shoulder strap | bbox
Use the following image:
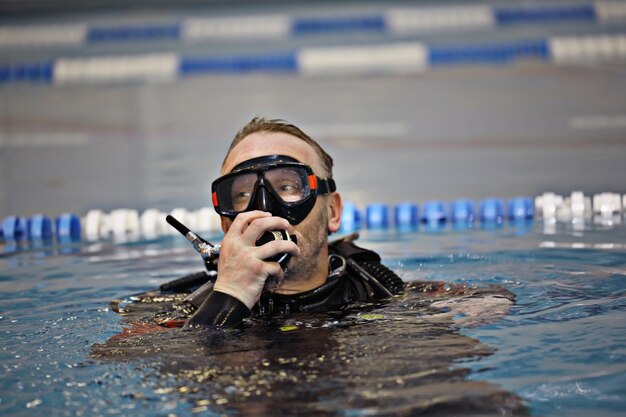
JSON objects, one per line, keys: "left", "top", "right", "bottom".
{"left": 329, "top": 234, "right": 404, "bottom": 295}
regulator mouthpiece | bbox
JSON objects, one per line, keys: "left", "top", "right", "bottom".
{"left": 255, "top": 229, "right": 297, "bottom": 270}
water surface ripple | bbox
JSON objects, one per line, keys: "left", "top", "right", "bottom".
{"left": 1, "top": 224, "right": 624, "bottom": 416}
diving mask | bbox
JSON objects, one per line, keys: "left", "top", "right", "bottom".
{"left": 211, "top": 154, "right": 336, "bottom": 225}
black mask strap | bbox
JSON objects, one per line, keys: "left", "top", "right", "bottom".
{"left": 317, "top": 178, "right": 336, "bottom": 195}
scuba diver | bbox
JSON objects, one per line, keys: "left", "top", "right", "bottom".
{"left": 94, "top": 117, "right": 527, "bottom": 416}
{"left": 170, "top": 117, "right": 405, "bottom": 327}
{"left": 108, "top": 117, "right": 513, "bottom": 333}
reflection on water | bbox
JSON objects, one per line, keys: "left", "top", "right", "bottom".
{"left": 91, "top": 284, "right": 528, "bottom": 416}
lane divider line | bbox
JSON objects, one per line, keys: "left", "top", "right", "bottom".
{"left": 0, "top": 192, "right": 624, "bottom": 244}
{"left": 1, "top": 2, "right": 625, "bottom": 49}
{"left": 2, "top": 33, "right": 625, "bottom": 85}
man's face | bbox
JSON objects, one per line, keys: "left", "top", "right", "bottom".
{"left": 220, "top": 131, "right": 334, "bottom": 285}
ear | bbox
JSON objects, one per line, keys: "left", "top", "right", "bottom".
{"left": 327, "top": 192, "right": 343, "bottom": 234}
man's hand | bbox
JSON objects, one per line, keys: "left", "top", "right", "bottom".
{"left": 213, "top": 211, "right": 300, "bottom": 310}
{"left": 430, "top": 294, "right": 513, "bottom": 327}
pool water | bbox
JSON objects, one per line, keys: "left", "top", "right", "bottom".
{"left": 1, "top": 221, "right": 625, "bottom": 416}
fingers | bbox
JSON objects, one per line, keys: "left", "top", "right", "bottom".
{"left": 229, "top": 210, "right": 272, "bottom": 235}
{"left": 265, "top": 262, "right": 284, "bottom": 279}
{"left": 255, "top": 239, "right": 300, "bottom": 260}
{"left": 215, "top": 211, "right": 296, "bottom": 308}
{"left": 213, "top": 255, "right": 285, "bottom": 309}
{"left": 240, "top": 215, "right": 293, "bottom": 245}
{"left": 228, "top": 211, "right": 294, "bottom": 241}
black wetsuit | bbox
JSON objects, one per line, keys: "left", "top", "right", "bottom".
{"left": 181, "top": 239, "right": 404, "bottom": 327}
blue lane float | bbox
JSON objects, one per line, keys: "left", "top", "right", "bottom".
{"left": 479, "top": 198, "right": 505, "bottom": 222}
{"left": 292, "top": 15, "right": 386, "bottom": 35}
{"left": 87, "top": 24, "right": 181, "bottom": 43}
{"left": 340, "top": 202, "right": 361, "bottom": 232}
{"left": 421, "top": 201, "right": 447, "bottom": 224}
{"left": 1, "top": 216, "right": 29, "bottom": 241}
{"left": 450, "top": 199, "right": 475, "bottom": 223}
{"left": 508, "top": 196, "right": 534, "bottom": 220}
{"left": 428, "top": 39, "right": 549, "bottom": 66}
{"left": 0, "top": 62, "right": 53, "bottom": 84}
{"left": 179, "top": 53, "right": 298, "bottom": 75}
{"left": 366, "top": 204, "right": 389, "bottom": 230}
{"left": 394, "top": 202, "right": 419, "bottom": 230}
{"left": 29, "top": 214, "right": 53, "bottom": 240}
{"left": 55, "top": 213, "right": 81, "bottom": 241}
{"left": 494, "top": 4, "right": 596, "bottom": 25}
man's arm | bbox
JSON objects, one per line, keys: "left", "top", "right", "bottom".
{"left": 428, "top": 285, "right": 515, "bottom": 327}
{"left": 186, "top": 211, "right": 299, "bottom": 327}
{"left": 187, "top": 290, "right": 251, "bottom": 326}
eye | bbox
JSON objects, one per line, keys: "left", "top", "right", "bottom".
{"left": 265, "top": 167, "right": 307, "bottom": 201}
{"left": 276, "top": 180, "right": 305, "bottom": 203}
{"left": 229, "top": 174, "right": 256, "bottom": 209}
{"left": 279, "top": 183, "right": 299, "bottom": 193}
{"left": 233, "top": 190, "right": 251, "bottom": 200}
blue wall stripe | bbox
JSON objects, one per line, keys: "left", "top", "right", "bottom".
{"left": 179, "top": 53, "right": 297, "bottom": 75}
{"left": 428, "top": 40, "right": 549, "bottom": 65}
{"left": 87, "top": 24, "right": 181, "bottom": 43}
{"left": 292, "top": 15, "right": 386, "bottom": 35}
{"left": 0, "top": 62, "right": 53, "bottom": 84}
{"left": 494, "top": 5, "right": 596, "bottom": 25}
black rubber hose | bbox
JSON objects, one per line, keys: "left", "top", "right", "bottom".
{"left": 159, "top": 271, "right": 212, "bottom": 292}
{"left": 357, "top": 261, "right": 404, "bottom": 295}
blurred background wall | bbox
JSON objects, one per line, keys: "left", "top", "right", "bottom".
{"left": 1, "top": 0, "right": 625, "bottom": 218}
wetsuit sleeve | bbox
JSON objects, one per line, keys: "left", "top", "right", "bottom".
{"left": 186, "top": 290, "right": 250, "bottom": 327}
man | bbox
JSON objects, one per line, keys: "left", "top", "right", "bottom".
{"left": 92, "top": 119, "right": 527, "bottom": 416}
{"left": 186, "top": 117, "right": 403, "bottom": 327}
{"left": 94, "top": 118, "right": 524, "bottom": 415}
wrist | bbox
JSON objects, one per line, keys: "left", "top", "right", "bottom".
{"left": 213, "top": 281, "right": 257, "bottom": 310}
{"left": 186, "top": 291, "right": 251, "bottom": 327}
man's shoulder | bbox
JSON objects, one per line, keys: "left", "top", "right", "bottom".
{"left": 328, "top": 234, "right": 404, "bottom": 298}
{"left": 329, "top": 233, "right": 381, "bottom": 262}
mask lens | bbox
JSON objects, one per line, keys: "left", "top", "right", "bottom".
{"left": 215, "top": 172, "right": 257, "bottom": 214}
{"left": 212, "top": 159, "right": 319, "bottom": 222}
{"left": 264, "top": 166, "right": 310, "bottom": 204}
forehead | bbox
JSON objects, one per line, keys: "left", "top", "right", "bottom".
{"left": 222, "top": 131, "right": 323, "bottom": 175}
